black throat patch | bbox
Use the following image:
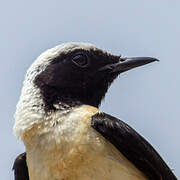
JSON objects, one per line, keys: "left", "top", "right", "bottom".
{"left": 34, "top": 49, "right": 120, "bottom": 112}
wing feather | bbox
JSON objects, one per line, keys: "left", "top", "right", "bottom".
{"left": 13, "top": 152, "right": 29, "bottom": 180}
{"left": 91, "top": 113, "right": 177, "bottom": 180}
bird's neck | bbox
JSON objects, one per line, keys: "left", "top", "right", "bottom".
{"left": 13, "top": 82, "right": 72, "bottom": 140}
{"left": 14, "top": 82, "right": 41, "bottom": 135}
{"left": 13, "top": 81, "right": 90, "bottom": 141}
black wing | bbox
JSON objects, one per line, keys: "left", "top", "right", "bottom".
{"left": 91, "top": 113, "right": 177, "bottom": 180}
{"left": 13, "top": 152, "right": 29, "bottom": 180}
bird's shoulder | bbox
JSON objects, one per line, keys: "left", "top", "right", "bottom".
{"left": 91, "top": 112, "right": 177, "bottom": 180}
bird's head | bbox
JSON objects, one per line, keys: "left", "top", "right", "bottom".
{"left": 14, "top": 42, "right": 158, "bottom": 139}
{"left": 19, "top": 42, "right": 158, "bottom": 113}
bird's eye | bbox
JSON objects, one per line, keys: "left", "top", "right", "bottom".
{"left": 72, "top": 54, "right": 89, "bottom": 67}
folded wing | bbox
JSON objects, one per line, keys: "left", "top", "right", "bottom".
{"left": 91, "top": 113, "right": 177, "bottom": 180}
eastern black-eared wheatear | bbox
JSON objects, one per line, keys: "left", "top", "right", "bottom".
{"left": 13, "top": 42, "right": 177, "bottom": 180}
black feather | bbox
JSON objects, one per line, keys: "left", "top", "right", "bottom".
{"left": 13, "top": 153, "right": 29, "bottom": 180}
{"left": 91, "top": 113, "right": 177, "bottom": 180}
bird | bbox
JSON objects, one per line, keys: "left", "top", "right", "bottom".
{"left": 13, "top": 42, "right": 177, "bottom": 180}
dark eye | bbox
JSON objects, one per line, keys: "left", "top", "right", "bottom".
{"left": 72, "top": 54, "right": 89, "bottom": 67}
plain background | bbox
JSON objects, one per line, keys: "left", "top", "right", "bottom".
{"left": 0, "top": 0, "right": 179, "bottom": 179}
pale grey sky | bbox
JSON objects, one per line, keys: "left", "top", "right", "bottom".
{"left": 0, "top": 0, "right": 180, "bottom": 179}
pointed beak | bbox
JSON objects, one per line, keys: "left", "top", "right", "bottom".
{"left": 100, "top": 57, "right": 159, "bottom": 73}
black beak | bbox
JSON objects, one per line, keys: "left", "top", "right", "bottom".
{"left": 100, "top": 57, "right": 159, "bottom": 73}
